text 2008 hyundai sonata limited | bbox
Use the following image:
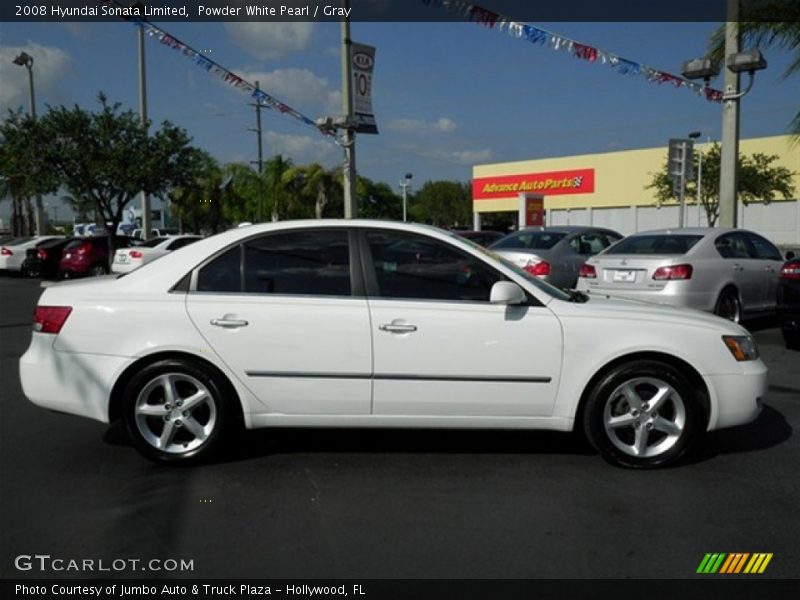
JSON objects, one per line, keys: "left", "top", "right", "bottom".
{"left": 20, "top": 221, "right": 766, "bottom": 468}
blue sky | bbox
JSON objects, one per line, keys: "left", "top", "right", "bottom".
{"left": 1, "top": 17, "right": 798, "bottom": 214}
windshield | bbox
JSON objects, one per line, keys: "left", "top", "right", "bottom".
{"left": 140, "top": 237, "right": 169, "bottom": 248}
{"left": 449, "top": 232, "right": 572, "bottom": 301}
{"left": 491, "top": 231, "right": 567, "bottom": 251}
{"left": 604, "top": 234, "right": 704, "bottom": 255}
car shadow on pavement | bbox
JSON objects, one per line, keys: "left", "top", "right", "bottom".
{"left": 681, "top": 404, "right": 792, "bottom": 466}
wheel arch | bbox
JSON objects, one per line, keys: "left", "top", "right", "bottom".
{"left": 108, "top": 351, "right": 244, "bottom": 427}
{"left": 574, "top": 351, "right": 711, "bottom": 433}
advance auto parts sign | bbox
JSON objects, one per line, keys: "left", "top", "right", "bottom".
{"left": 351, "top": 42, "right": 378, "bottom": 134}
{"left": 473, "top": 169, "right": 595, "bottom": 199}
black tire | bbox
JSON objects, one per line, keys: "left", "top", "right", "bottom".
{"left": 122, "top": 359, "right": 236, "bottom": 465}
{"left": 89, "top": 263, "right": 109, "bottom": 276}
{"left": 714, "top": 287, "right": 741, "bottom": 323}
{"left": 582, "top": 360, "right": 701, "bottom": 468}
{"left": 783, "top": 328, "right": 800, "bottom": 351}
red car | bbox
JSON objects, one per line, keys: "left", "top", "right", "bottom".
{"left": 59, "top": 236, "right": 134, "bottom": 278}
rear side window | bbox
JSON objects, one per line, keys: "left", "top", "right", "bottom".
{"left": 569, "top": 232, "right": 619, "bottom": 255}
{"left": 195, "top": 230, "right": 351, "bottom": 296}
{"left": 243, "top": 230, "right": 351, "bottom": 295}
{"left": 491, "top": 231, "right": 567, "bottom": 251}
{"left": 605, "top": 234, "right": 703, "bottom": 255}
{"left": 747, "top": 233, "right": 783, "bottom": 261}
{"left": 715, "top": 233, "right": 752, "bottom": 259}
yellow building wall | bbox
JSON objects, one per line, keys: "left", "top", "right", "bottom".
{"left": 472, "top": 135, "right": 800, "bottom": 213}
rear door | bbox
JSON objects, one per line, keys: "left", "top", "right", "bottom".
{"left": 185, "top": 228, "right": 373, "bottom": 415}
{"left": 745, "top": 232, "right": 784, "bottom": 310}
{"left": 713, "top": 232, "right": 763, "bottom": 311}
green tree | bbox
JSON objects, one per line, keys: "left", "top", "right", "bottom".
{"left": 709, "top": 3, "right": 800, "bottom": 136}
{"left": 646, "top": 143, "right": 795, "bottom": 226}
{"left": 282, "top": 163, "right": 338, "bottom": 219}
{"left": 357, "top": 177, "right": 402, "bottom": 220}
{"left": 33, "top": 94, "right": 202, "bottom": 262}
{"left": 410, "top": 180, "right": 472, "bottom": 227}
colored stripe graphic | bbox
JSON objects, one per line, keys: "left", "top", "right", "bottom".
{"left": 698, "top": 553, "right": 773, "bottom": 574}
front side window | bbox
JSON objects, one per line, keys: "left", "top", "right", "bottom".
{"left": 366, "top": 230, "right": 502, "bottom": 302}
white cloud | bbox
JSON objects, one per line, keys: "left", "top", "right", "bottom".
{"left": 224, "top": 22, "right": 314, "bottom": 60}
{"left": 0, "top": 43, "right": 71, "bottom": 114}
{"left": 264, "top": 131, "right": 338, "bottom": 165}
{"left": 388, "top": 117, "right": 458, "bottom": 134}
{"left": 447, "top": 149, "right": 493, "bottom": 164}
{"left": 238, "top": 68, "right": 340, "bottom": 116}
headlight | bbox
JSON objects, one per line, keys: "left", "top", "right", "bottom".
{"left": 722, "top": 335, "right": 759, "bottom": 361}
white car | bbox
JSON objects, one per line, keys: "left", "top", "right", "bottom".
{"left": 112, "top": 235, "right": 202, "bottom": 273}
{"left": 0, "top": 236, "right": 63, "bottom": 272}
{"left": 20, "top": 221, "right": 766, "bottom": 468}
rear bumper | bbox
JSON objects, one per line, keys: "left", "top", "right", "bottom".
{"left": 19, "top": 333, "right": 130, "bottom": 424}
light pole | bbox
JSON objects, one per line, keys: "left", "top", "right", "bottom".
{"left": 340, "top": 0, "right": 358, "bottom": 218}
{"left": 688, "top": 131, "right": 702, "bottom": 226}
{"left": 681, "top": 0, "right": 767, "bottom": 229}
{"left": 399, "top": 173, "right": 413, "bottom": 222}
{"left": 12, "top": 51, "right": 46, "bottom": 236}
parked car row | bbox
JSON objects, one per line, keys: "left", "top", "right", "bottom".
{"left": 0, "top": 234, "right": 201, "bottom": 279}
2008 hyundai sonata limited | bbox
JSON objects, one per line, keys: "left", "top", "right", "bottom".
{"left": 20, "top": 220, "right": 766, "bottom": 468}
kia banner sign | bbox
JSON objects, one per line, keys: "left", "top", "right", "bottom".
{"left": 351, "top": 42, "right": 378, "bottom": 134}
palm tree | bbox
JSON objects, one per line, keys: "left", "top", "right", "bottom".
{"left": 708, "top": 3, "right": 800, "bottom": 136}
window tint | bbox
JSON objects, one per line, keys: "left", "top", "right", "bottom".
{"left": 243, "top": 230, "right": 351, "bottom": 295}
{"left": 747, "top": 233, "right": 783, "bottom": 261}
{"left": 197, "top": 245, "right": 241, "bottom": 293}
{"left": 491, "top": 231, "right": 567, "bottom": 251}
{"left": 141, "top": 237, "right": 169, "bottom": 248}
{"left": 366, "top": 231, "right": 502, "bottom": 302}
{"left": 167, "top": 237, "right": 200, "bottom": 251}
{"left": 715, "top": 233, "right": 752, "bottom": 259}
{"left": 569, "top": 233, "right": 614, "bottom": 255}
{"left": 605, "top": 234, "right": 703, "bottom": 255}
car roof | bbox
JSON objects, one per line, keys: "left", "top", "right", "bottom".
{"left": 514, "top": 226, "right": 622, "bottom": 236}
{"left": 628, "top": 227, "right": 740, "bottom": 236}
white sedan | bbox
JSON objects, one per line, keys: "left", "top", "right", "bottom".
{"left": 112, "top": 235, "right": 201, "bottom": 273}
{"left": 20, "top": 221, "right": 766, "bottom": 468}
{"left": 0, "top": 236, "right": 63, "bottom": 272}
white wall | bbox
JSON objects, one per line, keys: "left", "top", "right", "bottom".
{"left": 546, "top": 199, "right": 800, "bottom": 245}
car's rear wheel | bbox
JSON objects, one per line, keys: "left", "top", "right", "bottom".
{"left": 122, "top": 359, "right": 234, "bottom": 464}
{"left": 582, "top": 360, "right": 701, "bottom": 468}
{"left": 89, "top": 263, "right": 109, "bottom": 276}
{"left": 714, "top": 287, "right": 741, "bottom": 322}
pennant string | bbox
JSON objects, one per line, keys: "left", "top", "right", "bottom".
{"left": 424, "top": 1, "right": 724, "bottom": 103}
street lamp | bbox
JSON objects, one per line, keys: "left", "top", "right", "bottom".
{"left": 681, "top": 4, "right": 768, "bottom": 229}
{"left": 399, "top": 173, "right": 413, "bottom": 222}
{"left": 12, "top": 50, "right": 46, "bottom": 236}
{"left": 688, "top": 131, "right": 702, "bottom": 226}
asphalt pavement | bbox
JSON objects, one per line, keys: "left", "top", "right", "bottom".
{"left": 1, "top": 276, "right": 798, "bottom": 579}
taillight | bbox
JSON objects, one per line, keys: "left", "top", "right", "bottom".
{"left": 579, "top": 263, "right": 597, "bottom": 279}
{"left": 76, "top": 242, "right": 92, "bottom": 255}
{"left": 129, "top": 250, "right": 143, "bottom": 259}
{"left": 524, "top": 260, "right": 551, "bottom": 276}
{"left": 37, "top": 248, "right": 48, "bottom": 260}
{"left": 1, "top": 247, "right": 12, "bottom": 256}
{"left": 780, "top": 263, "right": 800, "bottom": 280}
{"left": 653, "top": 264, "right": 693, "bottom": 280}
{"left": 33, "top": 306, "right": 72, "bottom": 334}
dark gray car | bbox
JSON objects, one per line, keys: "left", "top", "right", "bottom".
{"left": 490, "top": 226, "right": 623, "bottom": 289}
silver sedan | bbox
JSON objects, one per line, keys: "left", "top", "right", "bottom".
{"left": 576, "top": 227, "right": 786, "bottom": 322}
{"left": 490, "top": 226, "right": 623, "bottom": 289}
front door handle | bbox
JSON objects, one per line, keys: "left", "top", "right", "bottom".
{"left": 379, "top": 323, "right": 418, "bottom": 334}
{"left": 210, "top": 317, "right": 249, "bottom": 328}
{"left": 733, "top": 263, "right": 743, "bottom": 272}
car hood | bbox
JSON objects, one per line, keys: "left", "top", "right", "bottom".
{"left": 551, "top": 291, "right": 748, "bottom": 335}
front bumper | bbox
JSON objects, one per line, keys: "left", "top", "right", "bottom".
{"left": 705, "top": 360, "right": 768, "bottom": 431}
{"left": 20, "top": 333, "right": 130, "bottom": 423}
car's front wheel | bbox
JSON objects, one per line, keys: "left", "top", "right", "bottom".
{"left": 582, "top": 360, "right": 701, "bottom": 468}
{"left": 122, "top": 359, "right": 234, "bottom": 464}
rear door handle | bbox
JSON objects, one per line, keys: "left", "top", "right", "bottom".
{"left": 733, "top": 263, "right": 743, "bottom": 272}
{"left": 379, "top": 323, "right": 418, "bottom": 334}
{"left": 210, "top": 317, "right": 249, "bottom": 328}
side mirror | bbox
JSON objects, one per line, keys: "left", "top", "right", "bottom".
{"left": 786, "top": 251, "right": 796, "bottom": 261}
{"left": 490, "top": 281, "right": 527, "bottom": 305}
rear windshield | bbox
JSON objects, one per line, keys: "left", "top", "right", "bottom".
{"left": 604, "top": 234, "right": 703, "bottom": 255}
{"left": 491, "top": 231, "right": 567, "bottom": 251}
{"left": 140, "top": 237, "right": 169, "bottom": 248}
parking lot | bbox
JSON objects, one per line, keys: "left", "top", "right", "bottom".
{"left": 1, "top": 275, "right": 798, "bottom": 579}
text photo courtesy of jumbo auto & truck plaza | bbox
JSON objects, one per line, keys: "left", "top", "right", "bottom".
{"left": 472, "top": 134, "right": 800, "bottom": 244}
